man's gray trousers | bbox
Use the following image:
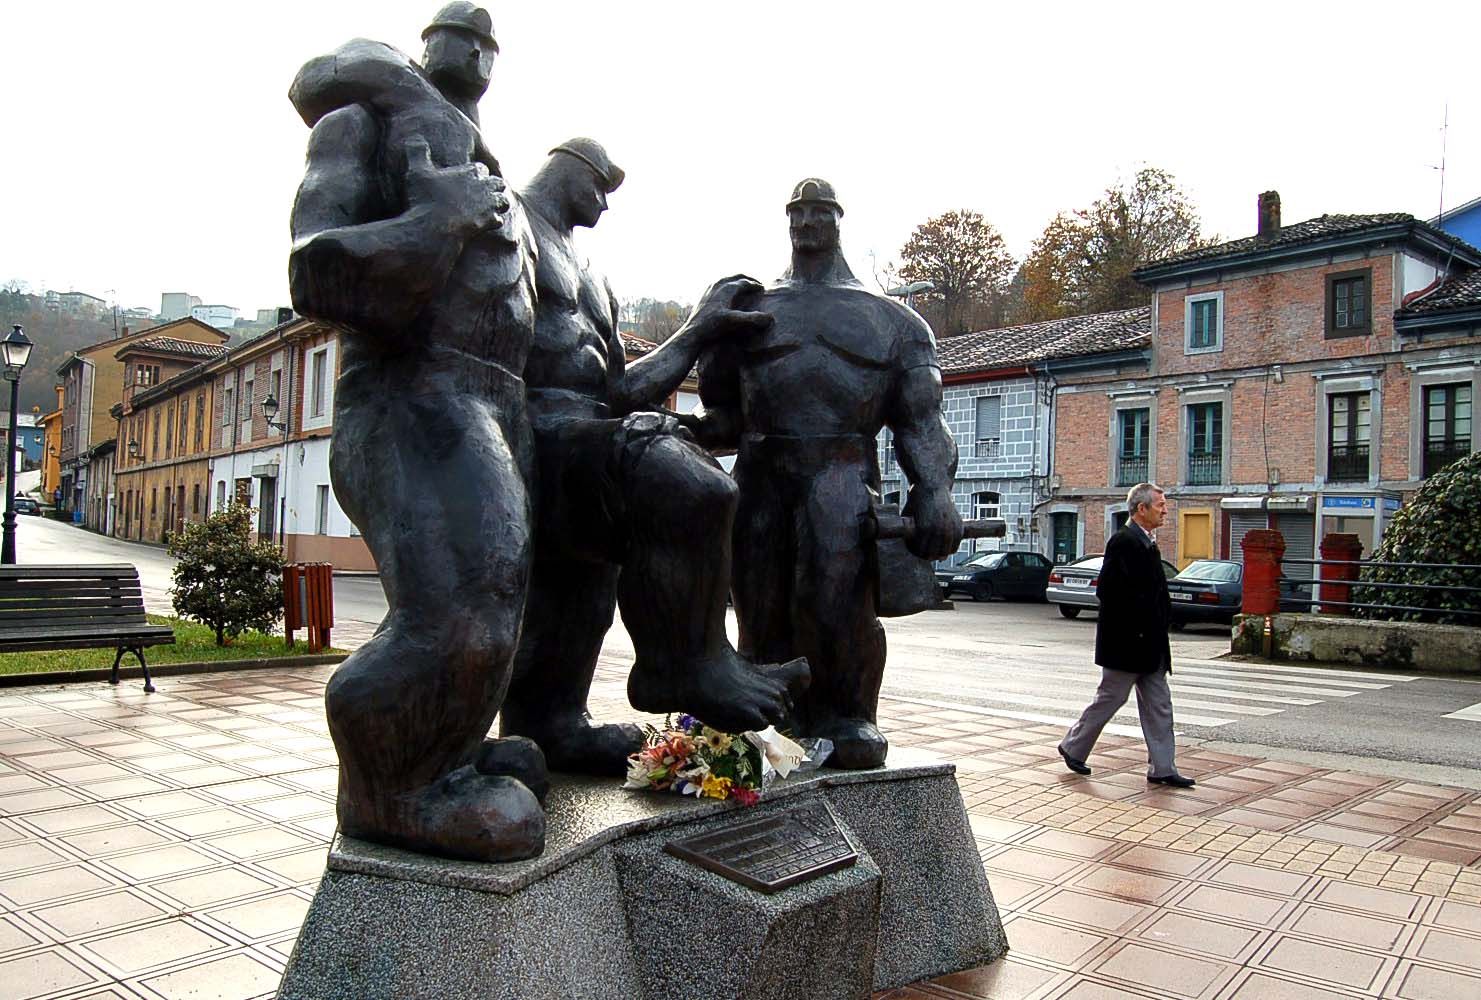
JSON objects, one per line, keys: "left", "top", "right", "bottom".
{"left": 1061, "top": 667, "right": 1177, "bottom": 778}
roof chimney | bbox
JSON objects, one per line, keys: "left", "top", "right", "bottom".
{"left": 1257, "top": 191, "right": 1281, "bottom": 242}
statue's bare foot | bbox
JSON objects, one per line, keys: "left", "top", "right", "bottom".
{"left": 476, "top": 736, "right": 550, "bottom": 802}
{"left": 505, "top": 714, "right": 643, "bottom": 777}
{"left": 338, "top": 767, "right": 545, "bottom": 862}
{"left": 628, "top": 652, "right": 810, "bottom": 733}
{"left": 811, "top": 717, "right": 888, "bottom": 770}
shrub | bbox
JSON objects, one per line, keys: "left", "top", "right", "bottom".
{"left": 1354, "top": 451, "right": 1481, "bottom": 625}
{"left": 167, "top": 503, "right": 285, "bottom": 645}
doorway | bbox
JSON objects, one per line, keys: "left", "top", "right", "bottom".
{"left": 1178, "top": 509, "right": 1213, "bottom": 569}
{"left": 1051, "top": 512, "right": 1077, "bottom": 564}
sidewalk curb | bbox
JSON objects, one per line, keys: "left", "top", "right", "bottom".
{"left": 0, "top": 653, "right": 348, "bottom": 689}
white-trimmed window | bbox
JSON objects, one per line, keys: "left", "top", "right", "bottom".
{"left": 310, "top": 349, "right": 328, "bottom": 417}
{"left": 974, "top": 395, "right": 1001, "bottom": 457}
{"left": 1184, "top": 291, "right": 1224, "bottom": 354}
{"left": 316, "top": 485, "right": 330, "bottom": 535}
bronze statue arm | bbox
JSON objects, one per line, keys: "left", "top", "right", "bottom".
{"left": 289, "top": 107, "right": 509, "bottom": 339}
{"left": 889, "top": 364, "right": 964, "bottom": 560}
{"left": 612, "top": 275, "right": 771, "bottom": 415}
{"left": 677, "top": 403, "right": 743, "bottom": 453}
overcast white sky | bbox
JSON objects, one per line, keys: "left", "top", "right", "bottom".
{"left": 2, "top": 1, "right": 1478, "bottom": 316}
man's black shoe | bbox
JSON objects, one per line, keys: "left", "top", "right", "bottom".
{"left": 1147, "top": 773, "right": 1195, "bottom": 788}
{"left": 1057, "top": 745, "right": 1091, "bottom": 776}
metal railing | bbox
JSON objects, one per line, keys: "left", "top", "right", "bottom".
{"left": 1116, "top": 454, "right": 1147, "bottom": 487}
{"left": 1187, "top": 451, "right": 1221, "bottom": 486}
{"left": 1326, "top": 443, "right": 1369, "bottom": 482}
{"left": 1423, "top": 438, "right": 1471, "bottom": 478}
{"left": 1278, "top": 556, "right": 1481, "bottom": 624}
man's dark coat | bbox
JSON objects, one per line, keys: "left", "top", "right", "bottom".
{"left": 1094, "top": 523, "right": 1172, "bottom": 675}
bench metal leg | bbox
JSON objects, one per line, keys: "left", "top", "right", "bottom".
{"left": 111, "top": 646, "right": 156, "bottom": 693}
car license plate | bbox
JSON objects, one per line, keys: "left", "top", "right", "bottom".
{"left": 1065, "top": 578, "right": 1090, "bottom": 588}
{"left": 1170, "top": 592, "right": 1193, "bottom": 601}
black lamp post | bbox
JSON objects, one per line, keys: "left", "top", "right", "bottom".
{"left": 261, "top": 394, "right": 288, "bottom": 547}
{"left": 2, "top": 324, "right": 35, "bottom": 564}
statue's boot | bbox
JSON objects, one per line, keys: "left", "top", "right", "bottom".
{"left": 811, "top": 716, "right": 889, "bottom": 770}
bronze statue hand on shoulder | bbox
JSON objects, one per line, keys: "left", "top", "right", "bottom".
{"left": 681, "top": 274, "right": 774, "bottom": 344}
{"left": 403, "top": 138, "right": 510, "bottom": 236}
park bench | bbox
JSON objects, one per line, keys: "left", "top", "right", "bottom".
{"left": 0, "top": 564, "right": 173, "bottom": 692}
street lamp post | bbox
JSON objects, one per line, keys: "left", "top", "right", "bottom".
{"left": 2, "top": 325, "right": 36, "bottom": 564}
{"left": 261, "top": 394, "right": 288, "bottom": 548}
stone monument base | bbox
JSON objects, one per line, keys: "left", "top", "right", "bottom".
{"left": 279, "top": 759, "right": 1006, "bottom": 1000}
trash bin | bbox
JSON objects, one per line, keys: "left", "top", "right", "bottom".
{"left": 284, "top": 562, "right": 335, "bottom": 652}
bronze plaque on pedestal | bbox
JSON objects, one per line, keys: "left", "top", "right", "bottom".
{"left": 664, "top": 800, "right": 858, "bottom": 894}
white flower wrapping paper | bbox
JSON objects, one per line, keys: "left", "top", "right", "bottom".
{"left": 745, "top": 727, "right": 832, "bottom": 784}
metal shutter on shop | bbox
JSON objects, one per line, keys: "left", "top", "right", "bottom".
{"left": 1274, "top": 512, "right": 1317, "bottom": 583}
{"left": 1229, "top": 511, "right": 1269, "bottom": 565}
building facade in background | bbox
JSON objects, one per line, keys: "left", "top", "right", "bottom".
{"left": 1054, "top": 193, "right": 1481, "bottom": 574}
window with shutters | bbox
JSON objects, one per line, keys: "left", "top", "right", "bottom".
{"left": 974, "top": 395, "right": 1001, "bottom": 457}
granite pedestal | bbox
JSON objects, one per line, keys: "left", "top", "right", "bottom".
{"left": 278, "top": 760, "right": 1006, "bottom": 999}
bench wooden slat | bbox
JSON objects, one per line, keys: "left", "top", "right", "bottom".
{"left": 0, "top": 566, "right": 142, "bottom": 580}
{"left": 0, "top": 598, "right": 150, "bottom": 613}
{"left": 0, "top": 583, "right": 141, "bottom": 598}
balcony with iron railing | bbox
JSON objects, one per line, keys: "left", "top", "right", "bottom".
{"left": 1424, "top": 438, "right": 1470, "bottom": 478}
{"left": 1327, "top": 443, "right": 1369, "bottom": 482}
{"left": 1115, "top": 453, "right": 1148, "bottom": 487}
{"left": 1187, "top": 450, "right": 1221, "bottom": 486}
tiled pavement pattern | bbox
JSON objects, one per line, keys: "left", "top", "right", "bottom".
{"left": 0, "top": 669, "right": 1472, "bottom": 998}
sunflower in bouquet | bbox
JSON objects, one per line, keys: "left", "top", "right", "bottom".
{"left": 623, "top": 714, "right": 765, "bottom": 804}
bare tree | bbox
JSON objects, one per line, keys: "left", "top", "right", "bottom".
{"left": 898, "top": 210, "right": 1016, "bottom": 336}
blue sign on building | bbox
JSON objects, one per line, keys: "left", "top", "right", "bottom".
{"left": 1322, "top": 495, "right": 1376, "bottom": 510}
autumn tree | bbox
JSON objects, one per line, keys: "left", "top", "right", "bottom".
{"left": 898, "top": 210, "right": 1016, "bottom": 336}
{"left": 1015, "top": 168, "right": 1212, "bottom": 323}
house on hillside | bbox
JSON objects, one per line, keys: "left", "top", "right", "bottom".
{"left": 880, "top": 308, "right": 1151, "bottom": 565}
{"left": 1052, "top": 191, "right": 1481, "bottom": 574}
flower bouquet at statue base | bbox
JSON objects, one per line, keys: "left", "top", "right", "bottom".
{"left": 623, "top": 714, "right": 832, "bottom": 805}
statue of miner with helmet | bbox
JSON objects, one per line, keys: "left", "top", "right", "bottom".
{"left": 287, "top": 0, "right": 545, "bottom": 864}
{"left": 692, "top": 177, "right": 964, "bottom": 770}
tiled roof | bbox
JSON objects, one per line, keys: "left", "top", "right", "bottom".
{"left": 119, "top": 336, "right": 229, "bottom": 360}
{"left": 1136, "top": 214, "right": 1480, "bottom": 277}
{"left": 1396, "top": 268, "right": 1481, "bottom": 316}
{"left": 622, "top": 334, "right": 657, "bottom": 356}
{"left": 936, "top": 307, "right": 1150, "bottom": 375}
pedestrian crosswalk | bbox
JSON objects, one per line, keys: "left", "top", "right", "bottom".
{"left": 1442, "top": 701, "right": 1481, "bottom": 722}
{"left": 886, "top": 656, "right": 1418, "bottom": 736}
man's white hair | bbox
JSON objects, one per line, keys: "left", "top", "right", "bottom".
{"left": 1127, "top": 482, "right": 1164, "bottom": 513}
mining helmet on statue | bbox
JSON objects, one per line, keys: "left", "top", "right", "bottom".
{"left": 422, "top": 2, "right": 499, "bottom": 51}
{"left": 550, "top": 137, "right": 625, "bottom": 193}
{"left": 786, "top": 177, "right": 843, "bottom": 216}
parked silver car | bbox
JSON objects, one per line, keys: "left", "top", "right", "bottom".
{"left": 1045, "top": 554, "right": 1178, "bottom": 619}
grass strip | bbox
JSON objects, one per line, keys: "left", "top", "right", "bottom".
{"left": 0, "top": 615, "right": 346, "bottom": 676}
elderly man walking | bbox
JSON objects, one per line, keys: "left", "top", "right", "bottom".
{"left": 1058, "top": 482, "right": 1194, "bottom": 788}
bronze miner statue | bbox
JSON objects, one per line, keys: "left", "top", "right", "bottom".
{"left": 693, "top": 179, "right": 964, "bottom": 769}
{"left": 500, "top": 139, "right": 808, "bottom": 776}
{"left": 287, "top": 2, "right": 549, "bottom": 862}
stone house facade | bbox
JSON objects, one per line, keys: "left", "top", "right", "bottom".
{"left": 880, "top": 308, "right": 1151, "bottom": 566}
{"left": 1053, "top": 192, "right": 1481, "bottom": 571}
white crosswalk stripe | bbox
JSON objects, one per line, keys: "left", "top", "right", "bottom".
{"left": 1442, "top": 701, "right": 1481, "bottom": 722}
{"left": 886, "top": 655, "right": 1418, "bottom": 733}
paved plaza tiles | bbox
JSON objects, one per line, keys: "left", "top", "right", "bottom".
{"left": 0, "top": 666, "right": 1476, "bottom": 999}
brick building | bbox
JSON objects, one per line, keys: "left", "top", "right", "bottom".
{"left": 207, "top": 318, "right": 373, "bottom": 569}
{"left": 881, "top": 308, "right": 1150, "bottom": 566}
{"left": 1051, "top": 192, "right": 1481, "bottom": 572}
{"left": 55, "top": 318, "right": 227, "bottom": 516}
{"left": 111, "top": 337, "right": 227, "bottom": 543}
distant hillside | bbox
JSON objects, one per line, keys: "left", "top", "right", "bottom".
{"left": 0, "top": 288, "right": 158, "bottom": 416}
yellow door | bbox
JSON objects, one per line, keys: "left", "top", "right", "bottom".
{"left": 1178, "top": 510, "right": 1213, "bottom": 569}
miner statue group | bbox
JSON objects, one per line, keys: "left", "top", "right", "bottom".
{"left": 288, "top": 2, "right": 964, "bottom": 864}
